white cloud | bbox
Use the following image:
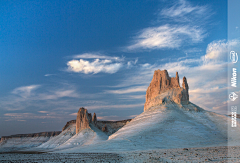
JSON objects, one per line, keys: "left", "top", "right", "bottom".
{"left": 128, "top": 25, "right": 204, "bottom": 50}
{"left": 67, "top": 59, "right": 122, "bottom": 74}
{"left": 12, "top": 85, "right": 41, "bottom": 98}
{"left": 204, "top": 39, "right": 240, "bottom": 61}
{"left": 67, "top": 53, "right": 137, "bottom": 74}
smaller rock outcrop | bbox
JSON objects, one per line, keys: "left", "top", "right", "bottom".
{"left": 74, "top": 107, "right": 131, "bottom": 135}
{"left": 62, "top": 120, "right": 76, "bottom": 131}
{"left": 102, "top": 125, "right": 108, "bottom": 132}
{"left": 76, "top": 107, "right": 92, "bottom": 134}
{"left": 92, "top": 113, "right": 97, "bottom": 126}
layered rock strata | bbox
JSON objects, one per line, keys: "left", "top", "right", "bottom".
{"left": 144, "top": 70, "right": 189, "bottom": 111}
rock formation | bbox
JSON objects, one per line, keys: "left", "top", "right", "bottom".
{"left": 76, "top": 107, "right": 92, "bottom": 134}
{"left": 92, "top": 113, "right": 97, "bottom": 126}
{"left": 75, "top": 107, "right": 131, "bottom": 134}
{"left": 102, "top": 125, "right": 108, "bottom": 132}
{"left": 144, "top": 69, "right": 189, "bottom": 111}
{"left": 62, "top": 120, "right": 76, "bottom": 131}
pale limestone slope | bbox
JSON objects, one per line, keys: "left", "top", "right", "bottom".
{"left": 32, "top": 123, "right": 76, "bottom": 151}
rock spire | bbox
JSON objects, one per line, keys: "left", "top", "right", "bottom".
{"left": 76, "top": 107, "right": 92, "bottom": 134}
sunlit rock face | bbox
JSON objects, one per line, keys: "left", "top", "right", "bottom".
{"left": 76, "top": 107, "right": 92, "bottom": 134}
{"left": 144, "top": 70, "right": 189, "bottom": 111}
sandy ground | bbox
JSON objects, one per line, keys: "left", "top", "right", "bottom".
{"left": 120, "top": 146, "right": 240, "bottom": 163}
{"left": 0, "top": 146, "right": 239, "bottom": 163}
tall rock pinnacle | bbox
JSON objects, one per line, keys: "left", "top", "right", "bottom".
{"left": 144, "top": 70, "right": 189, "bottom": 111}
{"left": 76, "top": 107, "right": 92, "bottom": 134}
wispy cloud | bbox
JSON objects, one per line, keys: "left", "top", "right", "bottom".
{"left": 44, "top": 74, "right": 56, "bottom": 77}
{"left": 38, "top": 111, "right": 48, "bottom": 113}
{"left": 73, "top": 53, "right": 122, "bottom": 61}
{"left": 69, "top": 113, "right": 77, "bottom": 116}
{"left": 160, "top": 0, "right": 210, "bottom": 22}
{"left": 1, "top": 84, "right": 80, "bottom": 111}
{"left": 38, "top": 89, "right": 79, "bottom": 100}
{"left": 105, "top": 86, "right": 147, "bottom": 94}
{"left": 85, "top": 103, "right": 145, "bottom": 110}
{"left": 4, "top": 112, "right": 58, "bottom": 121}
{"left": 127, "top": 58, "right": 138, "bottom": 68}
{"left": 12, "top": 85, "right": 41, "bottom": 98}
{"left": 126, "top": 0, "right": 210, "bottom": 51}
{"left": 127, "top": 25, "right": 205, "bottom": 50}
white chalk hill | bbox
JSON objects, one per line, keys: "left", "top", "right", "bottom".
{"left": 30, "top": 122, "right": 108, "bottom": 152}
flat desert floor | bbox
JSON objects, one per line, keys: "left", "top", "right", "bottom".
{"left": 0, "top": 146, "right": 239, "bottom": 163}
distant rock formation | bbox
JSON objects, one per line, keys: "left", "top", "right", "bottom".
{"left": 76, "top": 107, "right": 92, "bottom": 134}
{"left": 0, "top": 131, "right": 61, "bottom": 142}
{"left": 144, "top": 70, "right": 189, "bottom": 111}
{"left": 62, "top": 120, "right": 76, "bottom": 131}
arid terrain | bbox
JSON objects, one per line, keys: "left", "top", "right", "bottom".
{"left": 1, "top": 70, "right": 240, "bottom": 162}
{"left": 1, "top": 146, "right": 240, "bottom": 163}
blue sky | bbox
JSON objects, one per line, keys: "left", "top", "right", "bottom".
{"left": 0, "top": 0, "right": 238, "bottom": 136}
